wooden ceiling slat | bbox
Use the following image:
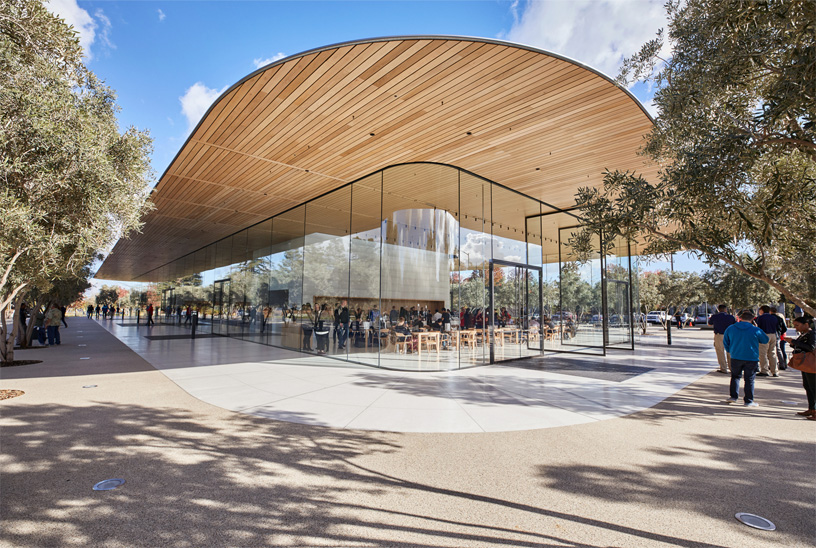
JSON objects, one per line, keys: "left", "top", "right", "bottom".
{"left": 97, "top": 38, "right": 657, "bottom": 281}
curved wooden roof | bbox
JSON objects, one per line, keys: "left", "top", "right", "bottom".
{"left": 97, "top": 36, "right": 657, "bottom": 281}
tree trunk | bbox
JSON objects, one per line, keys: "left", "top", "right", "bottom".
{"left": 0, "top": 307, "right": 18, "bottom": 364}
{"left": 23, "top": 297, "right": 49, "bottom": 349}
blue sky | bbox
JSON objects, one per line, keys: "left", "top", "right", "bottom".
{"left": 44, "top": 0, "right": 704, "bottom": 284}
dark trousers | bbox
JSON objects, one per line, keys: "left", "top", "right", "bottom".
{"left": 803, "top": 371, "right": 816, "bottom": 410}
{"left": 302, "top": 327, "right": 313, "bottom": 350}
{"left": 730, "top": 359, "right": 758, "bottom": 404}
{"left": 337, "top": 323, "right": 348, "bottom": 348}
{"left": 46, "top": 326, "right": 60, "bottom": 346}
{"left": 777, "top": 340, "right": 787, "bottom": 368}
{"left": 147, "top": 313, "right": 154, "bottom": 326}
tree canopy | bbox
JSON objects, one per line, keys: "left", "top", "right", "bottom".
{"left": 0, "top": 0, "right": 154, "bottom": 361}
{"left": 573, "top": 0, "right": 816, "bottom": 316}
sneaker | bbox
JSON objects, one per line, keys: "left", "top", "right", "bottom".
{"left": 716, "top": 370, "right": 729, "bottom": 374}
{"left": 744, "top": 402, "right": 759, "bottom": 407}
{"left": 757, "top": 372, "right": 769, "bottom": 377}
{"left": 772, "top": 373, "right": 779, "bottom": 377}
{"left": 725, "top": 398, "right": 738, "bottom": 404}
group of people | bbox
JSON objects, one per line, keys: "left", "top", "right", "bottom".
{"left": 18, "top": 302, "right": 67, "bottom": 347}
{"left": 86, "top": 304, "right": 132, "bottom": 320}
{"left": 709, "top": 305, "right": 815, "bottom": 418}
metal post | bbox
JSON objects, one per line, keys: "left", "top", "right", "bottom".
{"left": 136, "top": 309, "right": 140, "bottom": 325}
{"left": 191, "top": 312, "right": 198, "bottom": 339}
{"left": 667, "top": 311, "right": 672, "bottom": 345}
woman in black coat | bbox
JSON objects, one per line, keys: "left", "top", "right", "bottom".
{"left": 789, "top": 316, "right": 816, "bottom": 420}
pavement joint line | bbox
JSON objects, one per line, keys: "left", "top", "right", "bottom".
{"left": 340, "top": 387, "right": 391, "bottom": 429}
{"left": 240, "top": 377, "right": 368, "bottom": 413}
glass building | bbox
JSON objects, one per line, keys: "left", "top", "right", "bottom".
{"left": 97, "top": 37, "right": 654, "bottom": 371}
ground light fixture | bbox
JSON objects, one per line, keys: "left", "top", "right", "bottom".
{"left": 93, "top": 479, "right": 125, "bottom": 491}
{"left": 82, "top": 385, "right": 97, "bottom": 388}
{"left": 735, "top": 513, "right": 776, "bottom": 531}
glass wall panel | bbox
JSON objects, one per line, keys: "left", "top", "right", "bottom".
{"left": 228, "top": 231, "right": 249, "bottom": 339}
{"left": 559, "top": 225, "right": 604, "bottom": 353}
{"left": 459, "top": 171, "right": 490, "bottom": 366}
{"left": 304, "top": 187, "right": 351, "bottom": 358}
{"left": 349, "top": 174, "right": 382, "bottom": 366}
{"left": 243, "top": 220, "right": 272, "bottom": 343}
{"left": 490, "top": 184, "right": 543, "bottom": 362}
{"left": 605, "top": 236, "right": 633, "bottom": 347}
{"left": 381, "top": 164, "right": 459, "bottom": 370}
{"left": 212, "top": 236, "right": 234, "bottom": 336}
{"left": 268, "top": 206, "right": 305, "bottom": 351}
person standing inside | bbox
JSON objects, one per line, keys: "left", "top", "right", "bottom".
{"left": 755, "top": 305, "right": 780, "bottom": 377}
{"left": 332, "top": 303, "right": 341, "bottom": 346}
{"left": 708, "top": 305, "right": 736, "bottom": 373}
{"left": 723, "top": 309, "right": 769, "bottom": 407}
{"left": 789, "top": 316, "right": 815, "bottom": 420}
{"left": 389, "top": 306, "right": 399, "bottom": 326}
{"left": 337, "top": 300, "right": 350, "bottom": 350}
{"left": 44, "top": 303, "right": 62, "bottom": 347}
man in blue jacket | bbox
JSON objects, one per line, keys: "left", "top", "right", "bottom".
{"left": 723, "top": 309, "right": 769, "bottom": 407}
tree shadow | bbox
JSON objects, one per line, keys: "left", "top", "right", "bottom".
{"left": 1, "top": 401, "right": 750, "bottom": 548}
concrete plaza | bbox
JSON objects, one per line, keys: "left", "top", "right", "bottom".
{"left": 1, "top": 317, "right": 813, "bottom": 547}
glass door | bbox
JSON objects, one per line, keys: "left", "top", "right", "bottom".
{"left": 489, "top": 260, "right": 542, "bottom": 364}
{"left": 212, "top": 278, "right": 231, "bottom": 336}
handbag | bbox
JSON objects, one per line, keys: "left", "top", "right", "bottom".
{"left": 788, "top": 350, "right": 816, "bottom": 374}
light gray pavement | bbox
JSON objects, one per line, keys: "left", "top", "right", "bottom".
{"left": 89, "top": 318, "right": 722, "bottom": 433}
{"left": 1, "top": 317, "right": 814, "bottom": 547}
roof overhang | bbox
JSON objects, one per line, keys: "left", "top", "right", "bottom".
{"left": 96, "top": 36, "right": 658, "bottom": 281}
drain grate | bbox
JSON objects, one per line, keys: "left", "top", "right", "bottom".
{"left": 735, "top": 513, "right": 775, "bottom": 531}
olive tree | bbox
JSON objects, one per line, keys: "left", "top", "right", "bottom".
{"left": 0, "top": 0, "right": 154, "bottom": 362}
{"left": 574, "top": 0, "right": 816, "bottom": 316}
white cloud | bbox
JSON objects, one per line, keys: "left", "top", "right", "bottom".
{"left": 93, "top": 9, "right": 114, "bottom": 50}
{"left": 641, "top": 98, "right": 659, "bottom": 117}
{"left": 46, "top": 0, "right": 97, "bottom": 57}
{"left": 253, "top": 52, "right": 287, "bottom": 69}
{"left": 157, "top": 9, "right": 166, "bottom": 22}
{"left": 505, "top": 0, "right": 669, "bottom": 83}
{"left": 180, "top": 82, "right": 228, "bottom": 133}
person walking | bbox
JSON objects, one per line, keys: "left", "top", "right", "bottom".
{"left": 723, "top": 309, "right": 769, "bottom": 407}
{"left": 146, "top": 303, "right": 155, "bottom": 327}
{"left": 184, "top": 305, "right": 192, "bottom": 326}
{"left": 789, "top": 316, "right": 816, "bottom": 421}
{"left": 87, "top": 304, "right": 94, "bottom": 319}
{"left": 44, "top": 303, "right": 62, "bottom": 347}
{"left": 708, "top": 305, "right": 736, "bottom": 373}
{"left": 95, "top": 305, "right": 100, "bottom": 319}
{"left": 755, "top": 305, "right": 780, "bottom": 377}
{"left": 60, "top": 305, "right": 68, "bottom": 328}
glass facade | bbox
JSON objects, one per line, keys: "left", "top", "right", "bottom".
{"left": 146, "top": 163, "right": 636, "bottom": 370}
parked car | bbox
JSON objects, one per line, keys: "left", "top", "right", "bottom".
{"left": 696, "top": 313, "right": 712, "bottom": 328}
{"left": 646, "top": 311, "right": 666, "bottom": 324}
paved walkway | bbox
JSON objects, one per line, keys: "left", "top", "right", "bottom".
{"left": 95, "top": 318, "right": 717, "bottom": 432}
{"left": 1, "top": 317, "right": 813, "bottom": 548}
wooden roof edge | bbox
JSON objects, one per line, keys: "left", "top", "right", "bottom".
{"left": 149, "top": 36, "right": 653, "bottom": 200}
